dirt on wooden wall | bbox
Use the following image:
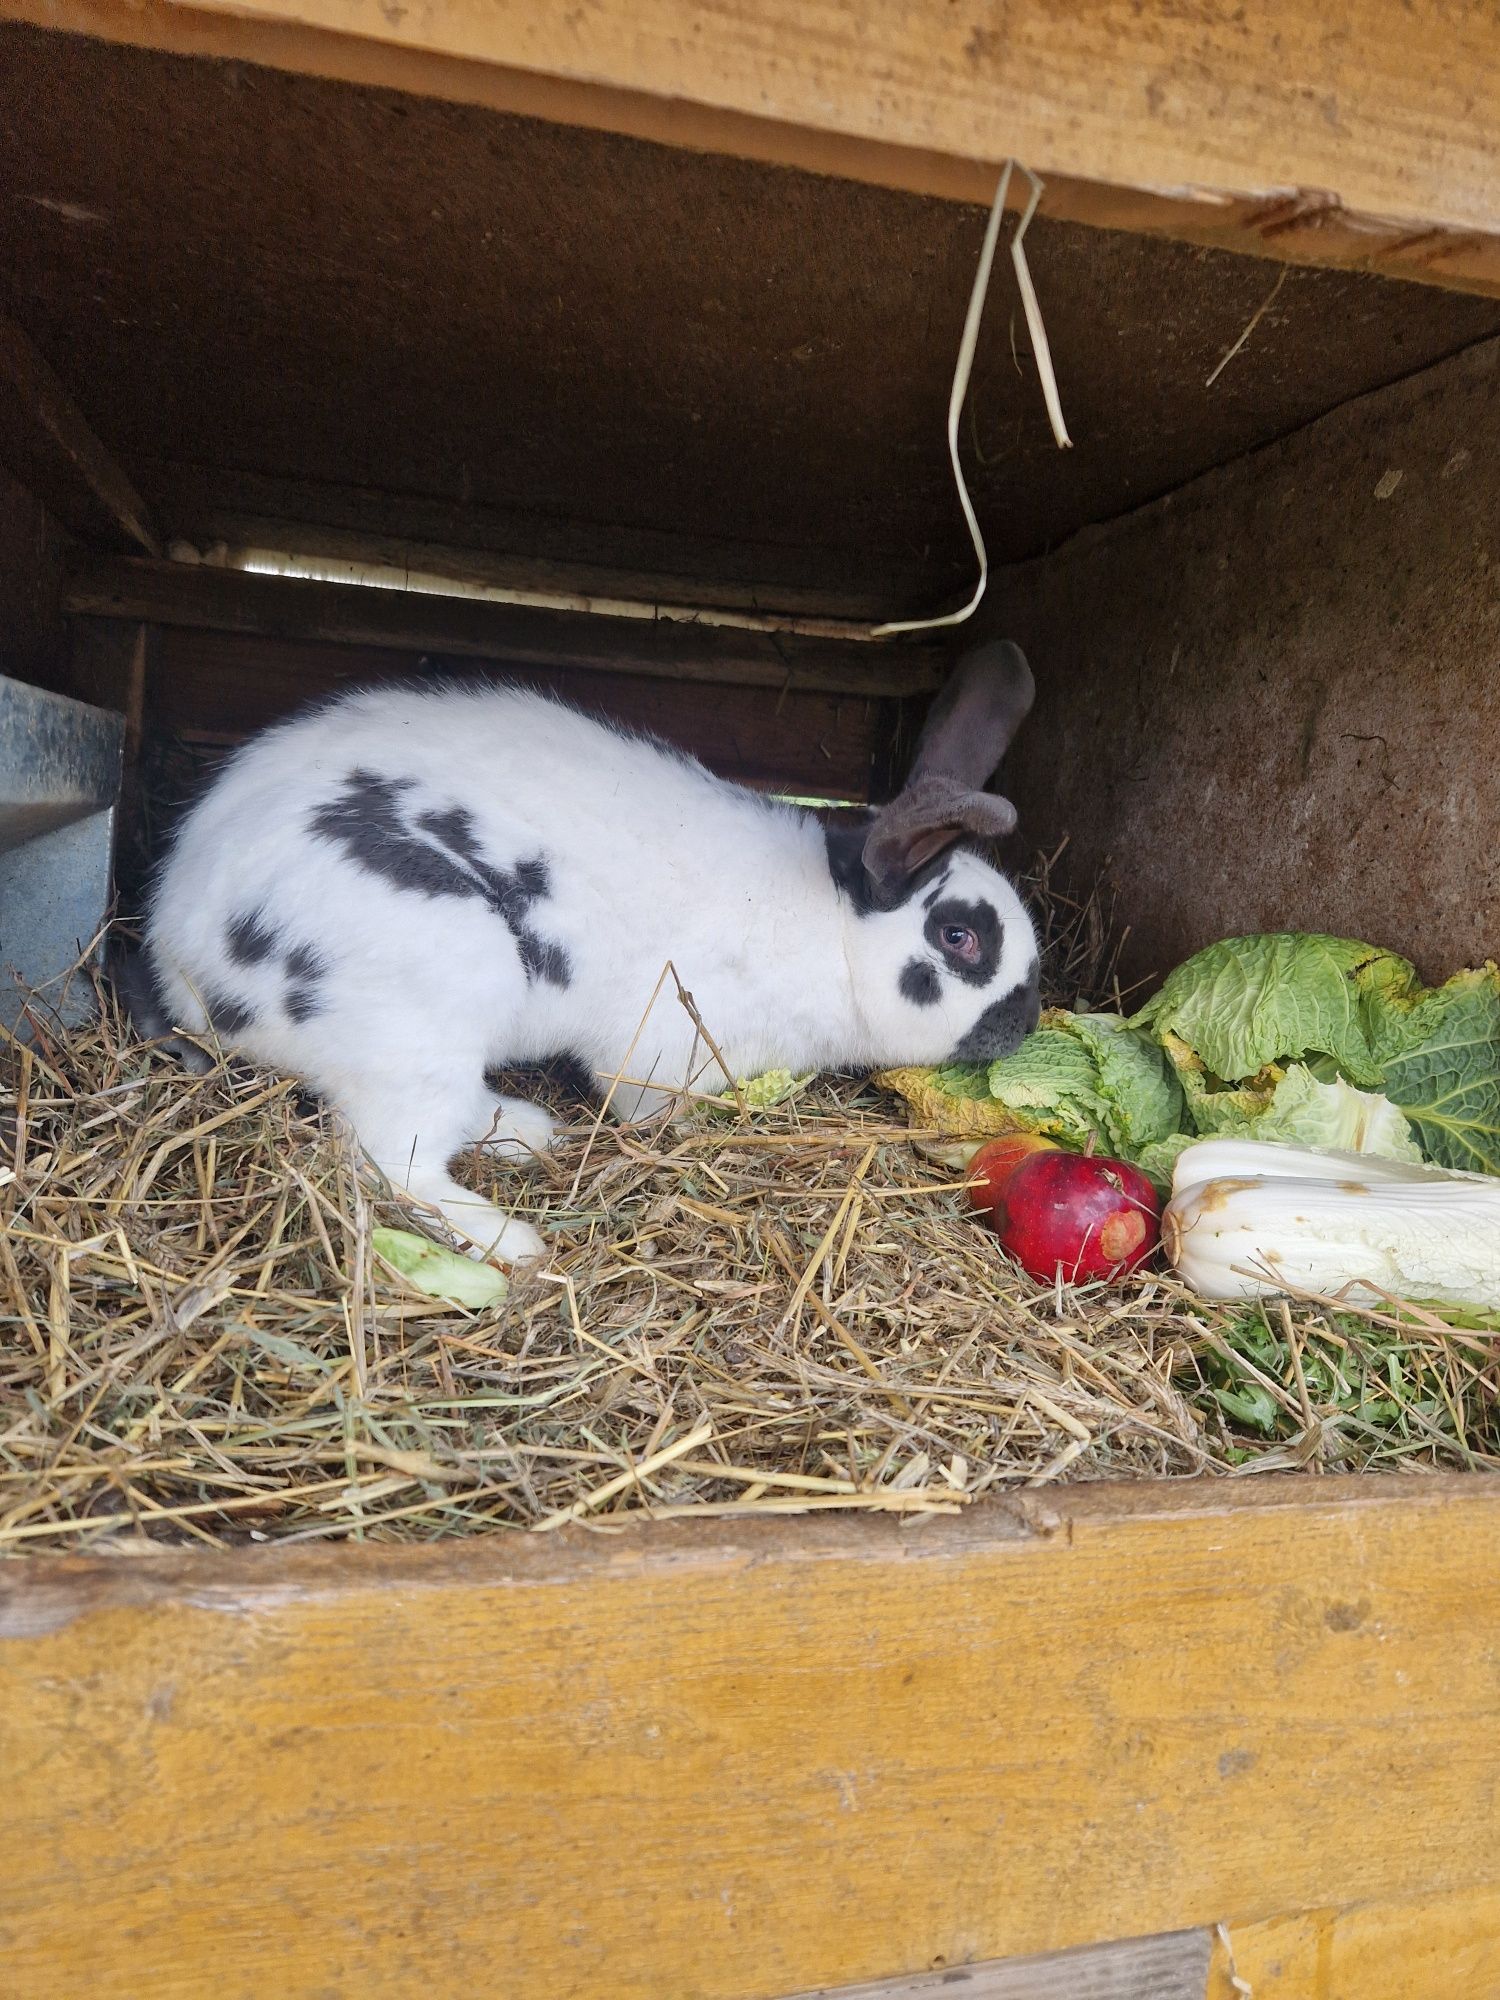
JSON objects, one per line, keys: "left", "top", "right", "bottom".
{"left": 993, "top": 339, "right": 1500, "bottom": 987}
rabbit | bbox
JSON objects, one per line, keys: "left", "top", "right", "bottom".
{"left": 130, "top": 638, "right": 1042, "bottom": 1265}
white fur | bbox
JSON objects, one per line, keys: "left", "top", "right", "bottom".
{"left": 146, "top": 683, "right": 1039, "bottom": 1261}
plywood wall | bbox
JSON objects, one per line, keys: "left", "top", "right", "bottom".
{"left": 995, "top": 337, "right": 1500, "bottom": 986}
{"left": 0, "top": 462, "right": 67, "bottom": 687}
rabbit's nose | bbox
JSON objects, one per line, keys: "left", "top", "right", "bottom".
{"left": 947, "top": 976, "right": 1040, "bottom": 1063}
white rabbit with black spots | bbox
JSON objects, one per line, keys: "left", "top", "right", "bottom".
{"left": 134, "top": 640, "right": 1042, "bottom": 1265}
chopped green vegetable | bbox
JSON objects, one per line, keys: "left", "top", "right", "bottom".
{"left": 1191, "top": 1304, "right": 1475, "bottom": 1452}
{"left": 1159, "top": 1032, "right": 1280, "bottom": 1136}
{"left": 875, "top": 1064, "right": 1021, "bottom": 1140}
{"left": 372, "top": 1227, "right": 511, "bottom": 1308}
{"left": 1247, "top": 1067, "right": 1422, "bottom": 1157}
{"left": 701, "top": 1068, "right": 813, "bottom": 1115}
{"left": 975, "top": 1010, "right": 1183, "bottom": 1157}
{"left": 739, "top": 1068, "right": 809, "bottom": 1109}
{"left": 980, "top": 1021, "right": 1108, "bottom": 1147}
{"left": 929, "top": 1062, "right": 995, "bottom": 1102}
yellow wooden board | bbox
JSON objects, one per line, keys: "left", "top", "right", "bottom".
{"left": 3, "top": 1476, "right": 1499, "bottom": 1999}
{"left": 1210, "top": 1883, "right": 1500, "bottom": 1998}
{"left": 5, "top": 0, "right": 1500, "bottom": 295}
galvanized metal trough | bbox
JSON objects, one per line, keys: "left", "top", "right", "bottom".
{"left": 0, "top": 671, "right": 123, "bottom": 1029}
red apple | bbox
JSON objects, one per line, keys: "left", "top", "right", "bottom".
{"left": 992, "top": 1150, "right": 1160, "bottom": 1283}
{"left": 964, "top": 1132, "right": 1059, "bottom": 1212}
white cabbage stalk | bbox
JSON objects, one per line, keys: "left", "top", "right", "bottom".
{"left": 1170, "top": 1138, "right": 1493, "bottom": 1194}
{"left": 1163, "top": 1139, "right": 1500, "bottom": 1309}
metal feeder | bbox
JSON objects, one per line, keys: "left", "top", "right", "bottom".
{"left": 0, "top": 671, "right": 124, "bottom": 1031}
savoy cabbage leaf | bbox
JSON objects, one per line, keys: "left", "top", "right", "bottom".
{"left": 1362, "top": 964, "right": 1500, "bottom": 1173}
{"left": 1131, "top": 933, "right": 1412, "bottom": 1088}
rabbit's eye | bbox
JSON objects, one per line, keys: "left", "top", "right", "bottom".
{"left": 941, "top": 925, "right": 981, "bottom": 965}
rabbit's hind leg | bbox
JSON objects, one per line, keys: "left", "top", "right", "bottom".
{"left": 337, "top": 1066, "right": 546, "bottom": 1264}
{"left": 475, "top": 1092, "right": 558, "bottom": 1160}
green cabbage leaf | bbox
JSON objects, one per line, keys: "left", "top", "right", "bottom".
{"left": 880, "top": 934, "right": 1500, "bottom": 1184}
{"left": 1131, "top": 933, "right": 1411, "bottom": 1087}
{"left": 1361, "top": 964, "right": 1500, "bottom": 1172}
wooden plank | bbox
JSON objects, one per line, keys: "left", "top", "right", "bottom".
{"left": 2, "top": 1477, "right": 1499, "bottom": 2000}
{"left": 67, "top": 617, "right": 148, "bottom": 744}
{"left": 65, "top": 618, "right": 151, "bottom": 887}
{"left": 65, "top": 554, "right": 942, "bottom": 699}
{"left": 1208, "top": 1884, "right": 1500, "bottom": 1997}
{"left": 0, "top": 307, "right": 160, "bottom": 556}
{"left": 147, "top": 625, "right": 893, "bottom": 797}
{"left": 151, "top": 473, "right": 934, "bottom": 625}
{"left": 0, "top": 460, "right": 70, "bottom": 689}
{"left": 5, "top": 0, "right": 1500, "bottom": 297}
{"left": 993, "top": 332, "right": 1500, "bottom": 987}
{"left": 789, "top": 1928, "right": 1212, "bottom": 1998}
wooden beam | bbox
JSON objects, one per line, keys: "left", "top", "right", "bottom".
{"left": 2, "top": 1477, "right": 1499, "bottom": 1999}
{"left": 150, "top": 483, "right": 931, "bottom": 624}
{"left": 5, "top": 0, "right": 1500, "bottom": 298}
{"left": 0, "top": 307, "right": 160, "bottom": 555}
{"left": 146, "top": 625, "right": 898, "bottom": 798}
{"left": 63, "top": 553, "right": 944, "bottom": 698}
{"left": 1209, "top": 1883, "right": 1500, "bottom": 1998}
{"left": 65, "top": 617, "right": 152, "bottom": 888}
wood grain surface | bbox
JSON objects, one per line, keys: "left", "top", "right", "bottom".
{"left": 6, "top": 0, "right": 1500, "bottom": 295}
{"left": 788, "top": 1926, "right": 1212, "bottom": 1998}
{"left": 2, "top": 1476, "right": 1498, "bottom": 1999}
{"left": 1209, "top": 1884, "right": 1500, "bottom": 1999}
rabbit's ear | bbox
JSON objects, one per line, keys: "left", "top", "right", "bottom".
{"left": 861, "top": 776, "right": 1017, "bottom": 903}
{"left": 909, "top": 639, "right": 1034, "bottom": 790}
{"left": 859, "top": 641, "right": 1032, "bottom": 902}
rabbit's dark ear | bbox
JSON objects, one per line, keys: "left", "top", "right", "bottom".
{"left": 859, "top": 641, "right": 1032, "bottom": 903}
{"left": 861, "top": 776, "right": 1017, "bottom": 904}
{"left": 909, "top": 640, "right": 1034, "bottom": 789}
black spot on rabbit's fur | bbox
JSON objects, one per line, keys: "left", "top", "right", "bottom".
{"left": 486, "top": 1052, "right": 602, "bottom": 1109}
{"left": 519, "top": 937, "right": 572, "bottom": 987}
{"left": 311, "top": 771, "right": 569, "bottom": 988}
{"left": 203, "top": 987, "right": 254, "bottom": 1036}
{"left": 312, "top": 770, "right": 477, "bottom": 901}
{"left": 948, "top": 981, "right": 1041, "bottom": 1063}
{"left": 925, "top": 896, "right": 1001, "bottom": 987}
{"left": 226, "top": 909, "right": 281, "bottom": 966}
{"left": 822, "top": 817, "right": 881, "bottom": 915}
{"left": 899, "top": 958, "right": 942, "bottom": 1006}
{"left": 276, "top": 943, "right": 328, "bottom": 1023}
{"left": 285, "top": 942, "right": 326, "bottom": 983}
{"left": 414, "top": 803, "right": 469, "bottom": 845}
{"left": 416, "top": 810, "right": 571, "bottom": 989}
{"left": 285, "top": 983, "right": 323, "bottom": 1024}
{"left": 415, "top": 807, "right": 547, "bottom": 918}
{"left": 514, "top": 856, "right": 550, "bottom": 901}
{"left": 548, "top": 1052, "right": 602, "bottom": 1104}
{"left": 824, "top": 818, "right": 953, "bottom": 916}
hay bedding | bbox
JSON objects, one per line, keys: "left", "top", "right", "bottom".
{"left": 2, "top": 859, "right": 1496, "bottom": 1554}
